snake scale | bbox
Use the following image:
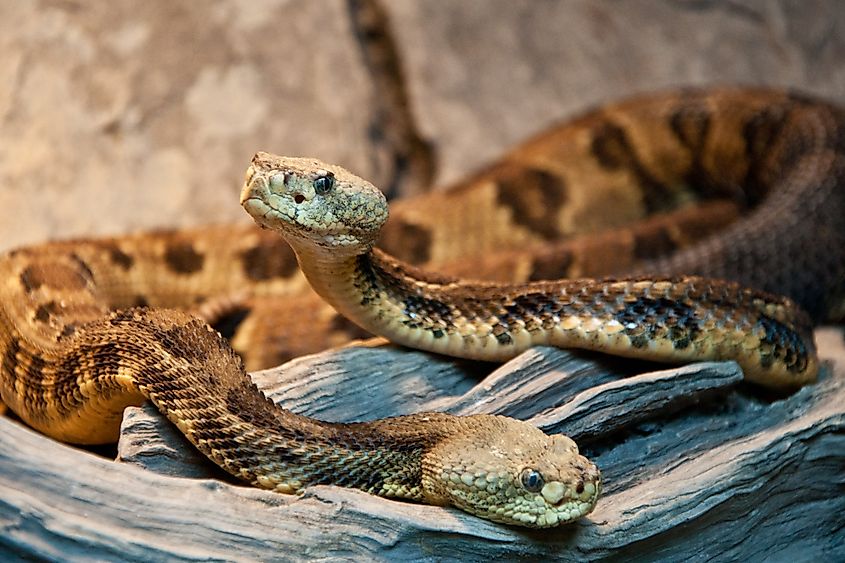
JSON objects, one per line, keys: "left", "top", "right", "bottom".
{"left": 1, "top": 88, "right": 844, "bottom": 528}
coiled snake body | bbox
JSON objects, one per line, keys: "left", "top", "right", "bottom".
{"left": 1, "top": 88, "right": 844, "bottom": 528}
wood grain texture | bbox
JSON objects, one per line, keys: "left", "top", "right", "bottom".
{"left": 2, "top": 330, "right": 844, "bottom": 561}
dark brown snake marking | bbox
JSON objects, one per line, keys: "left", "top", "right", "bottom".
{"left": 347, "top": 0, "right": 436, "bottom": 199}
{"left": 1, "top": 87, "right": 844, "bottom": 528}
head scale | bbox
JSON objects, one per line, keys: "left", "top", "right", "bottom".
{"left": 241, "top": 153, "right": 389, "bottom": 254}
{"left": 422, "top": 415, "right": 601, "bottom": 528}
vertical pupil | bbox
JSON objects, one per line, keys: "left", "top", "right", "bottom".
{"left": 314, "top": 175, "right": 334, "bottom": 194}
{"left": 522, "top": 469, "right": 542, "bottom": 491}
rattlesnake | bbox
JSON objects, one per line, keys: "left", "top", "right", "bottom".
{"left": 1, "top": 88, "right": 843, "bottom": 528}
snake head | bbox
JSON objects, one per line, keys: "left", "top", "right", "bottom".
{"left": 241, "top": 152, "right": 388, "bottom": 255}
{"left": 423, "top": 415, "right": 601, "bottom": 528}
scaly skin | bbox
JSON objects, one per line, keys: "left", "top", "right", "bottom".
{"left": 0, "top": 180, "right": 601, "bottom": 531}
{"left": 6, "top": 87, "right": 845, "bottom": 530}
{"left": 241, "top": 154, "right": 818, "bottom": 389}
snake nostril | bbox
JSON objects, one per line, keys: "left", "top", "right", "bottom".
{"left": 294, "top": 194, "right": 305, "bottom": 204}
{"left": 575, "top": 481, "right": 584, "bottom": 494}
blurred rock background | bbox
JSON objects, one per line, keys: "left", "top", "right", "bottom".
{"left": 1, "top": 0, "right": 843, "bottom": 252}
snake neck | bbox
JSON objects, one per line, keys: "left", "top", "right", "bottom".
{"left": 291, "top": 243, "right": 460, "bottom": 343}
{"left": 290, "top": 241, "right": 818, "bottom": 388}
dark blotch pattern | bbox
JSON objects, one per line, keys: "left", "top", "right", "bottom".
{"left": 669, "top": 103, "right": 712, "bottom": 155}
{"left": 755, "top": 314, "right": 810, "bottom": 373}
{"left": 590, "top": 121, "right": 674, "bottom": 213}
{"left": 355, "top": 254, "right": 460, "bottom": 339}
{"left": 212, "top": 306, "right": 252, "bottom": 341}
{"left": 401, "top": 293, "right": 453, "bottom": 333}
{"left": 615, "top": 296, "right": 701, "bottom": 350}
{"left": 2, "top": 338, "right": 21, "bottom": 387}
{"left": 25, "top": 354, "right": 46, "bottom": 383}
{"left": 355, "top": 254, "right": 384, "bottom": 306}
{"left": 20, "top": 262, "right": 90, "bottom": 293}
{"left": 493, "top": 164, "right": 568, "bottom": 240}
{"left": 741, "top": 104, "right": 793, "bottom": 206}
{"left": 108, "top": 245, "right": 134, "bottom": 270}
{"left": 528, "top": 248, "right": 575, "bottom": 281}
{"left": 20, "top": 266, "right": 41, "bottom": 292}
{"left": 377, "top": 220, "right": 432, "bottom": 265}
{"left": 473, "top": 291, "right": 572, "bottom": 347}
{"left": 668, "top": 103, "right": 723, "bottom": 199}
{"left": 164, "top": 242, "right": 205, "bottom": 274}
{"left": 34, "top": 301, "right": 63, "bottom": 324}
{"left": 240, "top": 239, "right": 298, "bottom": 281}
{"left": 109, "top": 309, "right": 139, "bottom": 326}
{"left": 499, "top": 292, "right": 565, "bottom": 336}
{"left": 69, "top": 254, "right": 95, "bottom": 284}
{"left": 492, "top": 325, "right": 512, "bottom": 345}
{"left": 59, "top": 324, "right": 77, "bottom": 340}
{"left": 503, "top": 293, "right": 559, "bottom": 325}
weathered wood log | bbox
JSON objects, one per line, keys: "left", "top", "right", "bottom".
{"left": 2, "top": 330, "right": 844, "bottom": 560}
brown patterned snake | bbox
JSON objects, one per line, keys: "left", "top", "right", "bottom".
{"left": 2, "top": 88, "right": 844, "bottom": 528}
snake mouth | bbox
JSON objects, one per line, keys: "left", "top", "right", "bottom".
{"left": 543, "top": 477, "right": 601, "bottom": 507}
{"left": 241, "top": 174, "right": 312, "bottom": 235}
{"left": 521, "top": 471, "right": 600, "bottom": 527}
{"left": 521, "top": 485, "right": 599, "bottom": 528}
{"left": 244, "top": 165, "right": 256, "bottom": 186}
{"left": 448, "top": 475, "right": 601, "bottom": 528}
{"left": 241, "top": 193, "right": 293, "bottom": 230}
{"left": 241, "top": 174, "right": 379, "bottom": 253}
{"left": 241, "top": 188, "right": 362, "bottom": 253}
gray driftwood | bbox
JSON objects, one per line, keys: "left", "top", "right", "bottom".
{"left": 2, "top": 330, "right": 845, "bottom": 561}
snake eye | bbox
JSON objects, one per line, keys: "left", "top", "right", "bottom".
{"left": 313, "top": 172, "right": 334, "bottom": 195}
{"left": 520, "top": 468, "right": 544, "bottom": 493}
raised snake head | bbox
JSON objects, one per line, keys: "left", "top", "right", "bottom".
{"left": 241, "top": 153, "right": 389, "bottom": 256}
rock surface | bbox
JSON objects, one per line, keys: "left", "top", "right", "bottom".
{"left": 0, "top": 0, "right": 379, "bottom": 250}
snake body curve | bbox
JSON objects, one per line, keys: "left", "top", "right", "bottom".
{"left": 2, "top": 88, "right": 844, "bottom": 528}
{"left": 241, "top": 155, "right": 817, "bottom": 388}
